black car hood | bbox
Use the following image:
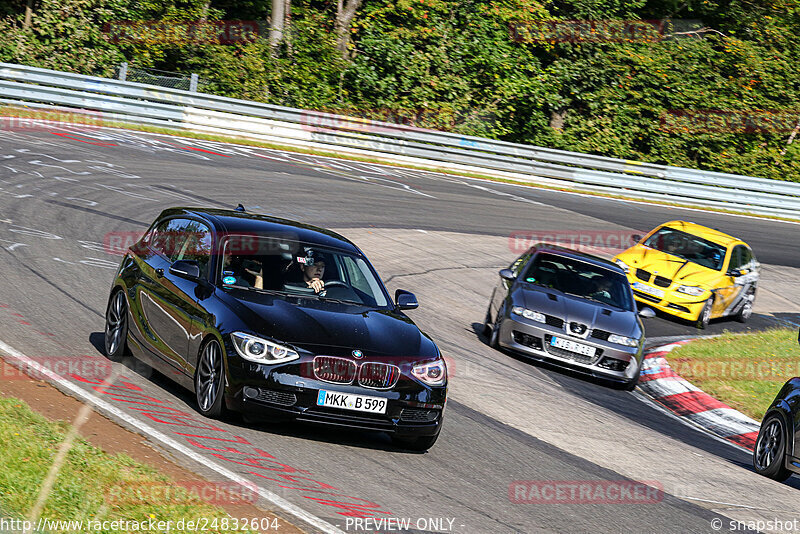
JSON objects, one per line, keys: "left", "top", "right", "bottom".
{"left": 518, "top": 288, "right": 638, "bottom": 338}
{"left": 220, "top": 290, "right": 437, "bottom": 358}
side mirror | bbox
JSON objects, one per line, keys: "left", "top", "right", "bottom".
{"left": 169, "top": 260, "right": 201, "bottom": 280}
{"left": 499, "top": 268, "right": 516, "bottom": 281}
{"left": 395, "top": 289, "right": 419, "bottom": 310}
{"left": 631, "top": 234, "right": 643, "bottom": 243}
{"left": 638, "top": 307, "right": 656, "bottom": 318}
{"left": 727, "top": 268, "right": 745, "bottom": 277}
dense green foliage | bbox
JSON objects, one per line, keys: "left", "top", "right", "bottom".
{"left": 2, "top": 0, "right": 800, "bottom": 179}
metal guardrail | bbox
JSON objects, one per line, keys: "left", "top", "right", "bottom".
{"left": 2, "top": 62, "right": 799, "bottom": 219}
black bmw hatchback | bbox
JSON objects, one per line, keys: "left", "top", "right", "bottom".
{"left": 104, "top": 206, "right": 447, "bottom": 450}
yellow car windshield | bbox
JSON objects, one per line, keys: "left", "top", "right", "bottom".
{"left": 643, "top": 228, "right": 726, "bottom": 270}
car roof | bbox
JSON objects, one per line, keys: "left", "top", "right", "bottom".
{"left": 157, "top": 207, "right": 362, "bottom": 254}
{"left": 530, "top": 244, "right": 626, "bottom": 274}
{"left": 658, "top": 220, "right": 742, "bottom": 247}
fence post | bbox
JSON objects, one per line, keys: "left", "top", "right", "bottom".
{"left": 118, "top": 62, "right": 128, "bottom": 82}
{"left": 189, "top": 73, "right": 198, "bottom": 92}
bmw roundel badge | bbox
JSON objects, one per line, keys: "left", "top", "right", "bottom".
{"left": 352, "top": 350, "right": 364, "bottom": 359}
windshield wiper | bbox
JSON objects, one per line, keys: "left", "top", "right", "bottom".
{"left": 318, "top": 295, "right": 363, "bottom": 305}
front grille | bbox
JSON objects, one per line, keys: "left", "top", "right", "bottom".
{"left": 543, "top": 334, "right": 603, "bottom": 364}
{"left": 399, "top": 408, "right": 439, "bottom": 423}
{"left": 653, "top": 276, "right": 672, "bottom": 288}
{"left": 633, "top": 290, "right": 661, "bottom": 303}
{"left": 513, "top": 331, "right": 543, "bottom": 350}
{"left": 358, "top": 362, "right": 400, "bottom": 389}
{"left": 313, "top": 356, "right": 357, "bottom": 384}
{"left": 590, "top": 329, "right": 611, "bottom": 341}
{"left": 545, "top": 315, "right": 564, "bottom": 328}
{"left": 255, "top": 388, "right": 297, "bottom": 406}
{"left": 635, "top": 269, "right": 651, "bottom": 282}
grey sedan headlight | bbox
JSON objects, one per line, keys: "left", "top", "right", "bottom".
{"left": 607, "top": 334, "right": 639, "bottom": 347}
{"left": 231, "top": 332, "right": 299, "bottom": 364}
{"left": 676, "top": 285, "right": 706, "bottom": 296}
{"left": 512, "top": 306, "right": 546, "bottom": 323}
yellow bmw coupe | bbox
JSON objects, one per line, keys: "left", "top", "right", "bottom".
{"left": 613, "top": 221, "right": 759, "bottom": 329}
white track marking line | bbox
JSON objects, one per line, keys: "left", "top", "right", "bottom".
{"left": 0, "top": 339, "right": 346, "bottom": 534}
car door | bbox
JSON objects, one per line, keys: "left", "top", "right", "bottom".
{"left": 716, "top": 245, "right": 748, "bottom": 315}
{"left": 137, "top": 217, "right": 213, "bottom": 376}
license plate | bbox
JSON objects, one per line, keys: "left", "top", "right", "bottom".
{"left": 550, "top": 336, "right": 596, "bottom": 357}
{"left": 632, "top": 281, "right": 665, "bottom": 298}
{"left": 316, "top": 390, "right": 387, "bottom": 414}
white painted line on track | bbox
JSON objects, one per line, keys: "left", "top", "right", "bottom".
{"left": 0, "top": 338, "right": 346, "bottom": 534}
{"left": 18, "top": 118, "right": 797, "bottom": 225}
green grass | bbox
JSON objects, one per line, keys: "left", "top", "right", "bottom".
{"left": 667, "top": 328, "right": 800, "bottom": 420}
{"left": 0, "top": 397, "right": 256, "bottom": 533}
{"left": 3, "top": 105, "right": 797, "bottom": 223}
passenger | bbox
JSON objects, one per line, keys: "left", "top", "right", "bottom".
{"left": 222, "top": 254, "right": 263, "bottom": 289}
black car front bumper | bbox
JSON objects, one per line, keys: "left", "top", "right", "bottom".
{"left": 224, "top": 356, "right": 446, "bottom": 438}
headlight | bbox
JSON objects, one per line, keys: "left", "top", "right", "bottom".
{"left": 614, "top": 259, "right": 630, "bottom": 273}
{"left": 231, "top": 332, "right": 299, "bottom": 364}
{"left": 676, "top": 285, "right": 706, "bottom": 296}
{"left": 607, "top": 334, "right": 639, "bottom": 347}
{"left": 412, "top": 359, "right": 447, "bottom": 386}
{"left": 512, "top": 306, "right": 546, "bottom": 323}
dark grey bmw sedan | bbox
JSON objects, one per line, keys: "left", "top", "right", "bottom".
{"left": 484, "top": 244, "right": 654, "bottom": 389}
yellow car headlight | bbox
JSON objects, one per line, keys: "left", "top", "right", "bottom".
{"left": 676, "top": 285, "right": 706, "bottom": 297}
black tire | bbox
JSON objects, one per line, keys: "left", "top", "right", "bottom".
{"left": 391, "top": 432, "right": 440, "bottom": 452}
{"left": 489, "top": 307, "right": 503, "bottom": 349}
{"left": 104, "top": 290, "right": 129, "bottom": 362}
{"left": 695, "top": 298, "right": 713, "bottom": 330}
{"left": 753, "top": 414, "right": 792, "bottom": 481}
{"left": 482, "top": 304, "right": 493, "bottom": 337}
{"left": 195, "top": 339, "right": 227, "bottom": 419}
{"left": 621, "top": 375, "right": 639, "bottom": 391}
{"left": 735, "top": 289, "right": 755, "bottom": 323}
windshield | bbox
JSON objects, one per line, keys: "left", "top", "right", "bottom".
{"left": 524, "top": 253, "right": 633, "bottom": 311}
{"left": 643, "top": 227, "right": 727, "bottom": 270}
{"left": 219, "top": 236, "right": 389, "bottom": 307}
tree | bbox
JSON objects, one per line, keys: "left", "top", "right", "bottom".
{"left": 335, "top": 0, "right": 362, "bottom": 58}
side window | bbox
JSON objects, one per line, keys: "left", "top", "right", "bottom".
{"left": 171, "top": 219, "right": 213, "bottom": 278}
{"left": 149, "top": 219, "right": 174, "bottom": 258}
{"left": 342, "top": 256, "right": 372, "bottom": 295}
{"left": 740, "top": 246, "right": 754, "bottom": 270}
{"left": 728, "top": 245, "right": 746, "bottom": 271}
